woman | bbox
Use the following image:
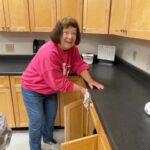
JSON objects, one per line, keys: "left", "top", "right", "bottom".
{"left": 21, "top": 17, "right": 104, "bottom": 150}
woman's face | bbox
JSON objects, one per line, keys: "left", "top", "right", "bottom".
{"left": 59, "top": 26, "right": 77, "bottom": 50}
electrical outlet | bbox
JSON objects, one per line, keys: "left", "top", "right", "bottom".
{"left": 147, "top": 61, "right": 150, "bottom": 71}
{"left": 147, "top": 54, "right": 150, "bottom": 71}
{"left": 132, "top": 51, "right": 137, "bottom": 61}
{"left": 5, "top": 43, "right": 15, "bottom": 52}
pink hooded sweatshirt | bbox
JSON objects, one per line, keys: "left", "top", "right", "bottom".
{"left": 21, "top": 40, "right": 89, "bottom": 94}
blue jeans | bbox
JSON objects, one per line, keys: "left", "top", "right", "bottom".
{"left": 21, "top": 87, "right": 57, "bottom": 150}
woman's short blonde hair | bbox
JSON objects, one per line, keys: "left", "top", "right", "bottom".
{"left": 50, "top": 17, "right": 80, "bottom": 45}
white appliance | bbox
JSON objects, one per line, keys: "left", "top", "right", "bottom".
{"left": 97, "top": 45, "right": 116, "bottom": 61}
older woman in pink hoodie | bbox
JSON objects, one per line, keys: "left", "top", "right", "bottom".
{"left": 21, "top": 17, "right": 104, "bottom": 150}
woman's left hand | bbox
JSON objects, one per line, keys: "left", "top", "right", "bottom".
{"left": 88, "top": 80, "right": 104, "bottom": 90}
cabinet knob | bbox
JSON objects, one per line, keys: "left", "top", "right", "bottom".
{"left": 1, "top": 27, "right": 6, "bottom": 31}
{"left": 1, "top": 27, "right": 5, "bottom": 29}
{"left": 83, "top": 27, "right": 86, "bottom": 32}
{"left": 120, "top": 29, "right": 127, "bottom": 34}
{"left": 120, "top": 29, "right": 123, "bottom": 32}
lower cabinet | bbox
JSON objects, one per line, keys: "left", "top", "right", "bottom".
{"left": 62, "top": 100, "right": 112, "bottom": 150}
{"left": 10, "top": 76, "right": 61, "bottom": 127}
{"left": 0, "top": 76, "right": 15, "bottom": 127}
{"left": 58, "top": 76, "right": 86, "bottom": 127}
{"left": 0, "top": 75, "right": 84, "bottom": 128}
{"left": 10, "top": 76, "right": 28, "bottom": 127}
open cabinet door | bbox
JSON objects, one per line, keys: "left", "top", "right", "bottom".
{"left": 61, "top": 134, "right": 98, "bottom": 150}
{"left": 64, "top": 99, "right": 84, "bottom": 141}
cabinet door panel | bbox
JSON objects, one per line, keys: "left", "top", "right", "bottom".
{"left": 109, "top": 0, "right": 129, "bottom": 36}
{"left": 29, "top": 0, "right": 56, "bottom": 32}
{"left": 3, "top": 0, "right": 30, "bottom": 31}
{"left": 57, "top": 0, "right": 83, "bottom": 30}
{"left": 0, "top": 88, "right": 15, "bottom": 127}
{"left": 11, "top": 87, "right": 28, "bottom": 127}
{"left": 62, "top": 134, "right": 98, "bottom": 150}
{"left": 83, "top": 0, "right": 110, "bottom": 33}
{"left": 64, "top": 99, "right": 84, "bottom": 141}
{"left": 126, "top": 0, "right": 150, "bottom": 40}
{"left": 59, "top": 76, "right": 84, "bottom": 126}
{"left": 0, "top": 0, "right": 6, "bottom": 31}
{"left": 10, "top": 76, "right": 60, "bottom": 127}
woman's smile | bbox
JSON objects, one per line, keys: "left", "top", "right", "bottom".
{"left": 59, "top": 27, "right": 77, "bottom": 50}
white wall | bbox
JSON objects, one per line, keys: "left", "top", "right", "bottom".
{"left": 111, "top": 35, "right": 150, "bottom": 74}
{"left": 0, "top": 32, "right": 150, "bottom": 74}
{"left": 0, "top": 32, "right": 50, "bottom": 55}
{"left": 0, "top": 32, "right": 113, "bottom": 55}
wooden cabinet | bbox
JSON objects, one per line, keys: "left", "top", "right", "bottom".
{"left": 0, "top": 75, "right": 85, "bottom": 128}
{"left": 10, "top": 76, "right": 28, "bottom": 127}
{"left": 110, "top": 0, "right": 150, "bottom": 40}
{"left": 126, "top": 0, "right": 150, "bottom": 40}
{"left": 28, "top": 0, "right": 83, "bottom": 32}
{"left": 62, "top": 100, "right": 112, "bottom": 150}
{"left": 58, "top": 76, "right": 86, "bottom": 127}
{"left": 10, "top": 76, "right": 60, "bottom": 127}
{"left": 0, "top": 0, "right": 6, "bottom": 31}
{"left": 109, "top": 0, "right": 128, "bottom": 36}
{"left": 0, "top": 0, "right": 30, "bottom": 32}
{"left": 2, "top": 0, "right": 82, "bottom": 32}
{"left": 28, "top": 0, "right": 56, "bottom": 32}
{"left": 0, "top": 76, "right": 15, "bottom": 127}
{"left": 56, "top": 0, "right": 83, "bottom": 31}
{"left": 83, "top": 0, "right": 110, "bottom": 34}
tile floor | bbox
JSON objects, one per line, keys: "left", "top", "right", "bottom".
{"left": 7, "top": 128, "right": 64, "bottom": 150}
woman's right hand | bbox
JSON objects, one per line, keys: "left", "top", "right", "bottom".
{"left": 81, "top": 88, "right": 86, "bottom": 96}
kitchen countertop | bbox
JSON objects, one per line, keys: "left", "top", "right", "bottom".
{"left": 0, "top": 55, "right": 150, "bottom": 150}
{"left": 89, "top": 61, "right": 150, "bottom": 150}
{"left": 0, "top": 55, "right": 33, "bottom": 75}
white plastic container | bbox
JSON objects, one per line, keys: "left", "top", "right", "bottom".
{"left": 82, "top": 53, "right": 94, "bottom": 64}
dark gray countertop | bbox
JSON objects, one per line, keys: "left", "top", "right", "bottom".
{"left": 0, "top": 55, "right": 150, "bottom": 150}
{"left": 0, "top": 55, "right": 33, "bottom": 75}
{"left": 88, "top": 62, "right": 150, "bottom": 150}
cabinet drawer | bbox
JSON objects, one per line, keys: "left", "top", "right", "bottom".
{"left": 0, "top": 76, "right": 10, "bottom": 88}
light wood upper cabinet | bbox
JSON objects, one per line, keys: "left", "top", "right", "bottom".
{"left": 1, "top": 0, "right": 30, "bottom": 32}
{"left": 28, "top": 0, "right": 56, "bottom": 32}
{"left": 126, "top": 0, "right": 150, "bottom": 40}
{"left": 0, "top": 0, "right": 6, "bottom": 31}
{"left": 56, "top": 0, "right": 83, "bottom": 31}
{"left": 110, "top": 0, "right": 150, "bottom": 40}
{"left": 109, "top": 0, "right": 129, "bottom": 36}
{"left": 0, "top": 76, "right": 15, "bottom": 127}
{"left": 83, "top": 0, "right": 110, "bottom": 34}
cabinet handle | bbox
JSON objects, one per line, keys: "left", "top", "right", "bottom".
{"left": 83, "top": 27, "right": 86, "bottom": 32}
{"left": 120, "top": 29, "right": 127, "bottom": 34}
{"left": 120, "top": 29, "right": 123, "bottom": 32}
{"left": 1, "top": 27, "right": 5, "bottom": 30}
{"left": 124, "top": 29, "right": 127, "bottom": 34}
